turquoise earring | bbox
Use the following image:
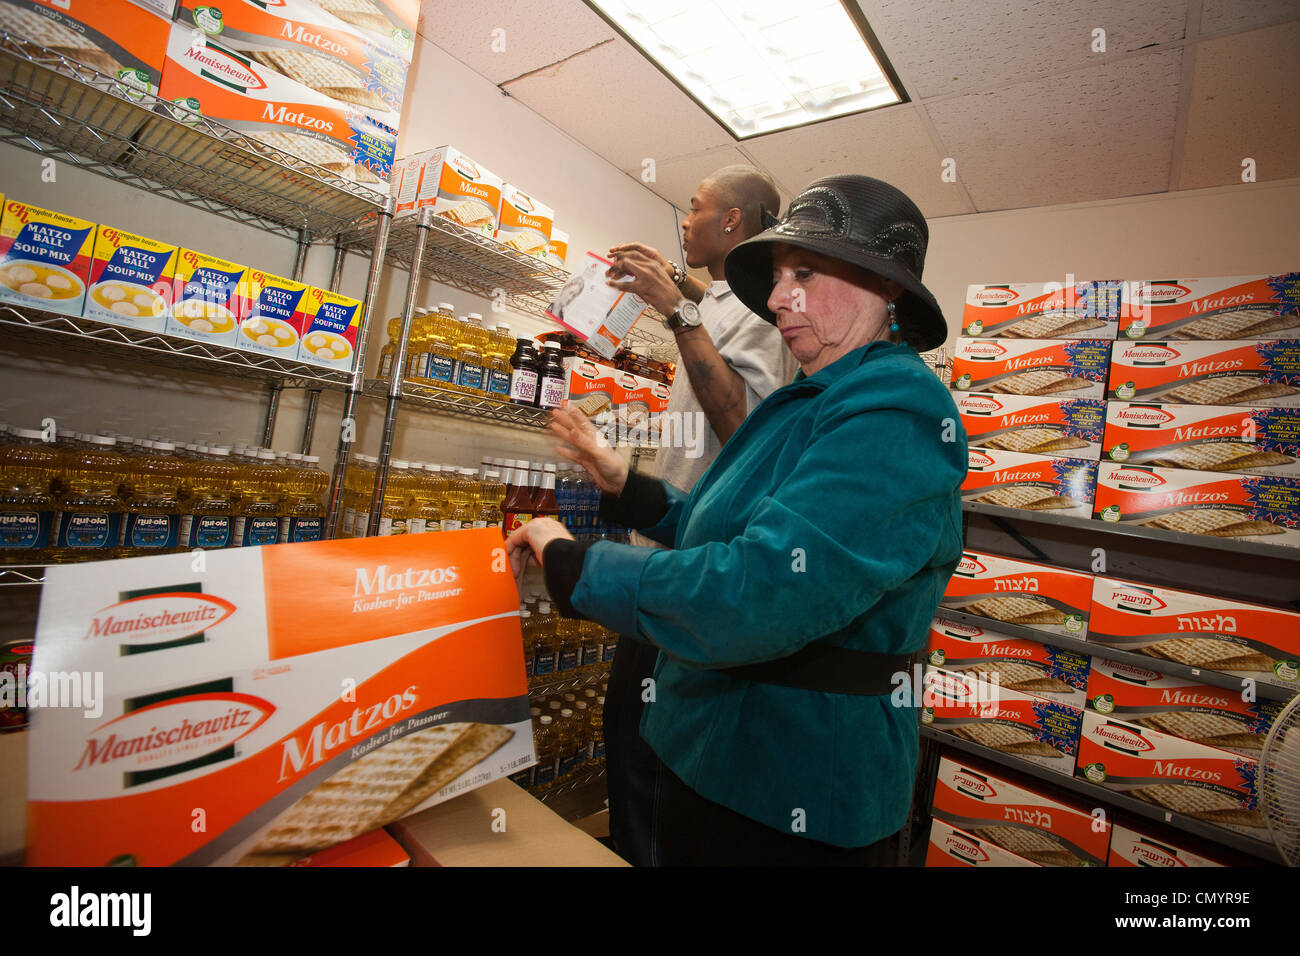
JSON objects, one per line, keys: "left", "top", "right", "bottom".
{"left": 887, "top": 300, "right": 899, "bottom": 334}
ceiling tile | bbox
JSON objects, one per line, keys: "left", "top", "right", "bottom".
{"left": 854, "top": 0, "right": 1187, "bottom": 99}
{"left": 622, "top": 145, "right": 766, "bottom": 213}
{"left": 740, "top": 105, "right": 975, "bottom": 218}
{"left": 418, "top": 0, "right": 615, "bottom": 85}
{"left": 925, "top": 49, "right": 1182, "bottom": 211}
{"left": 502, "top": 40, "right": 735, "bottom": 170}
{"left": 1179, "top": 21, "right": 1300, "bottom": 189}
{"left": 1199, "top": 0, "right": 1300, "bottom": 35}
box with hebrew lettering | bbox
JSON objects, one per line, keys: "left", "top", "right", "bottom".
{"left": 26, "top": 529, "right": 534, "bottom": 865}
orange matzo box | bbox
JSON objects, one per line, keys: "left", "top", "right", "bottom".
{"left": 927, "top": 615, "right": 1091, "bottom": 708}
{"left": 921, "top": 667, "right": 1085, "bottom": 774}
{"left": 316, "top": 0, "right": 418, "bottom": 61}
{"left": 1088, "top": 575, "right": 1300, "bottom": 690}
{"left": 1103, "top": 401, "right": 1300, "bottom": 477}
{"left": 157, "top": 25, "right": 398, "bottom": 187}
{"left": 1107, "top": 821, "right": 1235, "bottom": 867}
{"left": 395, "top": 147, "right": 503, "bottom": 233}
{"left": 166, "top": 248, "right": 251, "bottom": 347}
{"left": 0, "top": 0, "right": 171, "bottom": 99}
{"left": 942, "top": 549, "right": 1093, "bottom": 638}
{"left": 495, "top": 184, "right": 554, "bottom": 259}
{"left": 0, "top": 199, "right": 95, "bottom": 318}
{"left": 951, "top": 338, "right": 1111, "bottom": 398}
{"left": 1119, "top": 274, "right": 1300, "bottom": 340}
{"left": 238, "top": 270, "right": 311, "bottom": 358}
{"left": 1076, "top": 709, "right": 1264, "bottom": 840}
{"left": 925, "top": 818, "right": 1041, "bottom": 867}
{"left": 931, "top": 753, "right": 1111, "bottom": 865}
{"left": 957, "top": 393, "right": 1105, "bottom": 460}
{"left": 1084, "top": 657, "right": 1282, "bottom": 758}
{"left": 1093, "top": 461, "right": 1300, "bottom": 547}
{"left": 176, "top": 0, "right": 410, "bottom": 114}
{"left": 1109, "top": 340, "right": 1300, "bottom": 407}
{"left": 547, "top": 229, "right": 569, "bottom": 269}
{"left": 962, "top": 447, "right": 1098, "bottom": 517}
{"left": 297, "top": 287, "right": 363, "bottom": 370}
{"left": 961, "top": 280, "right": 1121, "bottom": 339}
{"left": 84, "top": 225, "right": 177, "bottom": 333}
{"left": 26, "top": 529, "right": 535, "bottom": 866}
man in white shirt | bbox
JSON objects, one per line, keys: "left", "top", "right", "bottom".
{"left": 599, "top": 165, "right": 797, "bottom": 865}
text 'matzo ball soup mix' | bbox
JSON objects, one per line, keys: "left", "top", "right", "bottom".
{"left": 297, "top": 287, "right": 363, "bottom": 370}
{"left": 0, "top": 199, "right": 95, "bottom": 318}
{"left": 85, "top": 225, "right": 178, "bottom": 333}
{"left": 239, "top": 270, "right": 310, "bottom": 357}
{"left": 166, "top": 249, "right": 251, "bottom": 347}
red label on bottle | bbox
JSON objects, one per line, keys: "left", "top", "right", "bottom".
{"left": 504, "top": 511, "right": 532, "bottom": 533}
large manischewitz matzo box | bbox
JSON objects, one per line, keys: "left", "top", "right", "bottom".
{"left": 1119, "top": 274, "right": 1300, "bottom": 341}
{"left": 927, "top": 616, "right": 1090, "bottom": 708}
{"left": 1088, "top": 575, "right": 1300, "bottom": 690}
{"left": 925, "top": 818, "right": 1041, "bottom": 867}
{"left": 26, "top": 530, "right": 534, "bottom": 866}
{"left": 921, "top": 667, "right": 1084, "bottom": 774}
{"left": 313, "top": 0, "right": 418, "bottom": 61}
{"left": 931, "top": 754, "right": 1112, "bottom": 865}
{"left": 1103, "top": 401, "right": 1300, "bottom": 477}
{"left": 1093, "top": 461, "right": 1300, "bottom": 547}
{"left": 956, "top": 392, "right": 1104, "bottom": 460}
{"left": 1108, "top": 340, "right": 1300, "bottom": 407}
{"left": 942, "top": 549, "right": 1093, "bottom": 638}
{"left": 394, "top": 147, "right": 503, "bottom": 231}
{"left": 1085, "top": 657, "right": 1281, "bottom": 758}
{"left": 495, "top": 184, "right": 554, "bottom": 260}
{"left": 950, "top": 338, "right": 1111, "bottom": 398}
{"left": 1076, "top": 709, "right": 1264, "bottom": 840}
{"left": 962, "top": 447, "right": 1098, "bottom": 516}
{"left": 961, "top": 280, "right": 1121, "bottom": 339}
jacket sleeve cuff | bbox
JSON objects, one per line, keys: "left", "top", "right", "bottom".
{"left": 569, "top": 540, "right": 654, "bottom": 638}
{"left": 598, "top": 470, "right": 670, "bottom": 530}
{"left": 543, "top": 538, "right": 594, "bottom": 619}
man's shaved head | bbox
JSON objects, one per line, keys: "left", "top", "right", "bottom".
{"left": 701, "top": 166, "right": 781, "bottom": 239}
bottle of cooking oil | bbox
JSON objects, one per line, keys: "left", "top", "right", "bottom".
{"left": 0, "top": 427, "right": 62, "bottom": 565}
{"left": 555, "top": 614, "right": 580, "bottom": 675}
{"left": 476, "top": 469, "right": 504, "bottom": 531}
{"left": 409, "top": 463, "right": 443, "bottom": 533}
{"left": 118, "top": 439, "right": 185, "bottom": 556}
{"left": 279, "top": 453, "right": 326, "bottom": 543}
{"left": 423, "top": 303, "right": 459, "bottom": 390}
{"left": 555, "top": 708, "right": 580, "bottom": 783}
{"left": 532, "top": 605, "right": 558, "bottom": 679}
{"left": 440, "top": 467, "right": 475, "bottom": 531}
{"left": 376, "top": 310, "right": 404, "bottom": 380}
{"left": 573, "top": 699, "right": 593, "bottom": 767}
{"left": 485, "top": 323, "right": 514, "bottom": 402}
{"left": 349, "top": 454, "right": 377, "bottom": 538}
{"left": 178, "top": 445, "right": 236, "bottom": 550}
{"left": 591, "top": 696, "right": 606, "bottom": 768}
{"left": 232, "top": 450, "right": 281, "bottom": 548}
{"left": 452, "top": 314, "right": 487, "bottom": 397}
{"left": 378, "top": 460, "right": 413, "bottom": 535}
{"left": 519, "top": 609, "right": 535, "bottom": 680}
{"left": 51, "top": 433, "right": 127, "bottom": 562}
{"left": 579, "top": 619, "right": 603, "bottom": 673}
{"left": 532, "top": 715, "right": 558, "bottom": 791}
{"left": 403, "top": 307, "right": 430, "bottom": 381}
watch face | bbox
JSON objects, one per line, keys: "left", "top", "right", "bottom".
{"left": 679, "top": 301, "right": 702, "bottom": 325}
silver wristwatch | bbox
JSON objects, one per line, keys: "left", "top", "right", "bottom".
{"left": 665, "top": 298, "right": 702, "bottom": 333}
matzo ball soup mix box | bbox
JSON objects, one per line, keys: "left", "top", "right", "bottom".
{"left": 0, "top": 199, "right": 95, "bottom": 318}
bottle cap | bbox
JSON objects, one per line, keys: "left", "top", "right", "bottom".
{"left": 210, "top": 447, "right": 231, "bottom": 457}
{"left": 539, "top": 715, "right": 553, "bottom": 725}
{"left": 575, "top": 701, "right": 588, "bottom": 712}
{"left": 520, "top": 610, "right": 531, "bottom": 619}
{"left": 439, "top": 302, "right": 455, "bottom": 312}
{"left": 560, "top": 708, "right": 573, "bottom": 718}
{"left": 467, "top": 312, "right": 483, "bottom": 321}
{"left": 258, "top": 450, "right": 277, "bottom": 461}
{"left": 539, "top": 601, "right": 552, "bottom": 613}
{"left": 544, "top": 463, "right": 556, "bottom": 473}
{"left": 11, "top": 427, "right": 44, "bottom": 440}
{"left": 393, "top": 459, "right": 409, "bottom": 468}
{"left": 485, "top": 471, "right": 500, "bottom": 480}
{"left": 305, "top": 456, "right": 320, "bottom": 464}
{"left": 86, "top": 434, "right": 116, "bottom": 447}
{"left": 153, "top": 441, "right": 177, "bottom": 452}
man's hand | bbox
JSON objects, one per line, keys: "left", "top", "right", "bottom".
{"left": 606, "top": 243, "right": 681, "bottom": 317}
{"left": 550, "top": 405, "right": 629, "bottom": 494}
{"left": 505, "top": 517, "right": 573, "bottom": 577}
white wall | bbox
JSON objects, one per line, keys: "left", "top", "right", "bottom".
{"left": 925, "top": 177, "right": 1300, "bottom": 355}
{"left": 0, "top": 31, "right": 683, "bottom": 469}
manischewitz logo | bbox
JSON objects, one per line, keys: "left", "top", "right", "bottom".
{"left": 954, "top": 554, "right": 987, "bottom": 577}
{"left": 1130, "top": 839, "right": 1184, "bottom": 868}
{"left": 74, "top": 693, "right": 272, "bottom": 772}
{"left": 84, "top": 593, "right": 235, "bottom": 645}
{"left": 940, "top": 619, "right": 984, "bottom": 638}
{"left": 1093, "top": 720, "right": 1155, "bottom": 754}
{"left": 186, "top": 40, "right": 267, "bottom": 92}
{"left": 449, "top": 155, "right": 481, "bottom": 182}
{"left": 962, "top": 341, "right": 1007, "bottom": 360}
{"left": 958, "top": 395, "right": 1004, "bottom": 415}
{"left": 967, "top": 451, "right": 996, "bottom": 470}
{"left": 972, "top": 287, "right": 1019, "bottom": 305}
{"left": 1138, "top": 282, "right": 1192, "bottom": 303}
{"left": 926, "top": 671, "right": 973, "bottom": 699}
{"left": 1101, "top": 659, "right": 1164, "bottom": 683}
{"left": 1116, "top": 405, "right": 1176, "bottom": 427}
{"left": 1111, "top": 586, "right": 1168, "bottom": 615}
{"left": 1120, "top": 344, "right": 1181, "bottom": 365}
{"left": 951, "top": 770, "right": 996, "bottom": 799}
{"left": 942, "top": 831, "right": 989, "bottom": 863}
{"left": 1112, "top": 468, "right": 1166, "bottom": 489}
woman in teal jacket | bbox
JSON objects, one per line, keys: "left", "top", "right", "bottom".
{"left": 507, "top": 175, "right": 967, "bottom": 864}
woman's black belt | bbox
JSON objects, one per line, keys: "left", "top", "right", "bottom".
{"left": 718, "top": 644, "right": 912, "bottom": 696}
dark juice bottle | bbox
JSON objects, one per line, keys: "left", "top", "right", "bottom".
{"left": 537, "top": 341, "right": 567, "bottom": 410}
{"left": 508, "top": 338, "right": 540, "bottom": 407}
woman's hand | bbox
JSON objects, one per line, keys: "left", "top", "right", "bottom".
{"left": 505, "top": 517, "right": 572, "bottom": 577}
{"left": 550, "top": 405, "right": 629, "bottom": 495}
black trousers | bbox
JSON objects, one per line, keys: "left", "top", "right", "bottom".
{"left": 605, "top": 634, "right": 898, "bottom": 867}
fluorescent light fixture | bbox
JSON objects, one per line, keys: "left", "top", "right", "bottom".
{"left": 585, "top": 0, "right": 905, "bottom": 138}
